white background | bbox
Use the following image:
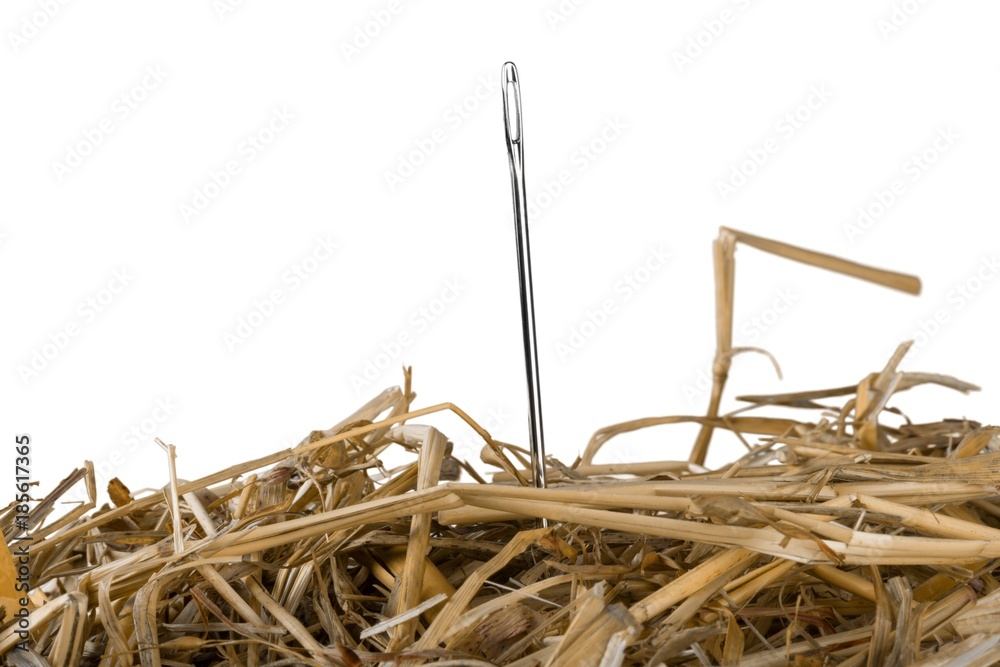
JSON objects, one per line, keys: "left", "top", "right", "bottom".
{"left": 3, "top": 1, "right": 998, "bottom": 502}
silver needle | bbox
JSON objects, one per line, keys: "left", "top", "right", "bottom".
{"left": 501, "top": 62, "right": 548, "bottom": 498}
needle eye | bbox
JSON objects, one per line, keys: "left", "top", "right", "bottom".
{"left": 502, "top": 62, "right": 521, "bottom": 145}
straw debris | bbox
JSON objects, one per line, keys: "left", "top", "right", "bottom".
{"left": 4, "top": 229, "right": 1000, "bottom": 665}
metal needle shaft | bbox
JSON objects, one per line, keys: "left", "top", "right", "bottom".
{"left": 501, "top": 62, "right": 547, "bottom": 494}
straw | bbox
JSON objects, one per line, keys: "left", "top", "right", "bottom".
{"left": 4, "top": 228, "right": 998, "bottom": 666}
